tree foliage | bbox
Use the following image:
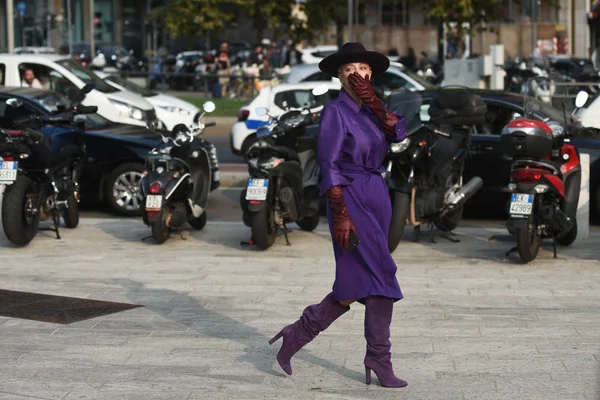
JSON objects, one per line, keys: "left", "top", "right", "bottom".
{"left": 246, "top": 0, "right": 297, "bottom": 42}
{"left": 159, "top": 0, "right": 240, "bottom": 38}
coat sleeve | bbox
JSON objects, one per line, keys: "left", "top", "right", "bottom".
{"left": 317, "top": 104, "right": 352, "bottom": 197}
{"left": 385, "top": 111, "right": 408, "bottom": 143}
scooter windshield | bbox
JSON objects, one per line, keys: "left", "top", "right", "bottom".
{"left": 386, "top": 90, "right": 423, "bottom": 136}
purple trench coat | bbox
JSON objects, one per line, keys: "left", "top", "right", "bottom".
{"left": 317, "top": 88, "right": 407, "bottom": 303}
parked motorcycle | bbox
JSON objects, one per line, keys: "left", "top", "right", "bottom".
{"left": 0, "top": 85, "right": 96, "bottom": 246}
{"left": 384, "top": 89, "right": 486, "bottom": 252}
{"left": 140, "top": 101, "right": 218, "bottom": 244}
{"left": 240, "top": 85, "right": 327, "bottom": 249}
{"left": 499, "top": 78, "right": 588, "bottom": 262}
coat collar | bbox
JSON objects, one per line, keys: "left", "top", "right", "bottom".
{"left": 338, "top": 88, "right": 361, "bottom": 114}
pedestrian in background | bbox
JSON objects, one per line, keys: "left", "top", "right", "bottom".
{"left": 216, "top": 41, "right": 231, "bottom": 98}
{"left": 268, "top": 42, "right": 408, "bottom": 388}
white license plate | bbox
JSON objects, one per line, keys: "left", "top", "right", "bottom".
{"left": 0, "top": 161, "right": 18, "bottom": 185}
{"left": 510, "top": 193, "right": 534, "bottom": 215}
{"left": 145, "top": 195, "right": 163, "bottom": 210}
{"left": 213, "top": 170, "right": 220, "bottom": 182}
{"left": 245, "top": 178, "right": 269, "bottom": 201}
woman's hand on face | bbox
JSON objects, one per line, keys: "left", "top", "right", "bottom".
{"left": 348, "top": 72, "right": 375, "bottom": 101}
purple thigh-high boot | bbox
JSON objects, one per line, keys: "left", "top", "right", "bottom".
{"left": 363, "top": 296, "right": 408, "bottom": 387}
{"left": 268, "top": 293, "right": 350, "bottom": 375}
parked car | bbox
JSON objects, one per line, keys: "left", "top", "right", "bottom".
{"left": 0, "top": 87, "right": 220, "bottom": 216}
{"left": 282, "top": 62, "right": 435, "bottom": 97}
{"left": 230, "top": 81, "right": 341, "bottom": 157}
{"left": 396, "top": 89, "right": 600, "bottom": 218}
{"left": 300, "top": 45, "right": 339, "bottom": 64}
{"left": 0, "top": 54, "right": 157, "bottom": 127}
{"left": 93, "top": 71, "right": 201, "bottom": 131}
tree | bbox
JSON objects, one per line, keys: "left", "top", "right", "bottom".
{"left": 291, "top": 0, "right": 348, "bottom": 46}
{"left": 422, "top": 0, "right": 503, "bottom": 38}
{"left": 158, "top": 0, "right": 240, "bottom": 38}
{"left": 247, "top": 0, "right": 296, "bottom": 42}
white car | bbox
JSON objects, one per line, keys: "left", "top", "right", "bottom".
{"left": 300, "top": 45, "right": 339, "bottom": 64}
{"left": 0, "top": 54, "right": 156, "bottom": 127}
{"left": 94, "top": 71, "right": 201, "bottom": 131}
{"left": 230, "top": 81, "right": 341, "bottom": 157}
{"left": 282, "top": 62, "right": 435, "bottom": 97}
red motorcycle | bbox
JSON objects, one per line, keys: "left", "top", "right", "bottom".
{"left": 499, "top": 79, "right": 588, "bottom": 262}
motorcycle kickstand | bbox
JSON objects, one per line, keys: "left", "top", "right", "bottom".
{"left": 505, "top": 246, "right": 518, "bottom": 258}
{"left": 413, "top": 225, "right": 421, "bottom": 242}
{"left": 281, "top": 224, "right": 291, "bottom": 246}
{"left": 52, "top": 207, "right": 61, "bottom": 240}
{"left": 552, "top": 237, "right": 558, "bottom": 259}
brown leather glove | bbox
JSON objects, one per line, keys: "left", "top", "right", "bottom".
{"left": 347, "top": 72, "right": 400, "bottom": 136}
{"left": 326, "top": 186, "right": 358, "bottom": 249}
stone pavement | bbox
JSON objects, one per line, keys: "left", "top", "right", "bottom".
{"left": 0, "top": 217, "right": 599, "bottom": 400}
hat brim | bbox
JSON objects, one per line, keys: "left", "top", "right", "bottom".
{"left": 318, "top": 51, "right": 390, "bottom": 77}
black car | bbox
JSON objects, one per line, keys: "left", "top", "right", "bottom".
{"left": 0, "top": 87, "right": 220, "bottom": 216}
{"left": 396, "top": 89, "right": 600, "bottom": 218}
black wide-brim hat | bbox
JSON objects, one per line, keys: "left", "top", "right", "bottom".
{"left": 318, "top": 42, "right": 390, "bottom": 77}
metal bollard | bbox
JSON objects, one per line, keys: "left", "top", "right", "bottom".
{"left": 576, "top": 153, "right": 590, "bottom": 240}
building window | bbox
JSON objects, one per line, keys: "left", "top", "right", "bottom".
{"left": 382, "top": 0, "right": 410, "bottom": 26}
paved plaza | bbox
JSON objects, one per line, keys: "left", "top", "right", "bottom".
{"left": 0, "top": 214, "right": 599, "bottom": 399}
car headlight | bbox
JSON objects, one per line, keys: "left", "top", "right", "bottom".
{"left": 109, "top": 99, "right": 145, "bottom": 120}
{"left": 157, "top": 105, "right": 192, "bottom": 116}
{"left": 390, "top": 138, "right": 411, "bottom": 153}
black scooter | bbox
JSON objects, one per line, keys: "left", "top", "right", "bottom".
{"left": 0, "top": 85, "right": 96, "bottom": 246}
{"left": 384, "top": 89, "right": 485, "bottom": 252}
{"left": 140, "top": 101, "right": 218, "bottom": 244}
{"left": 240, "top": 89, "right": 325, "bottom": 249}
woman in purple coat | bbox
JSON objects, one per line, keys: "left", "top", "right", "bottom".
{"left": 268, "top": 43, "right": 408, "bottom": 388}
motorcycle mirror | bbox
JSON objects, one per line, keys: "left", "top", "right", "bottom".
{"left": 255, "top": 107, "right": 269, "bottom": 116}
{"left": 202, "top": 101, "right": 216, "bottom": 113}
{"left": 575, "top": 91, "right": 589, "bottom": 108}
{"left": 311, "top": 84, "right": 329, "bottom": 97}
{"left": 6, "top": 98, "right": 23, "bottom": 108}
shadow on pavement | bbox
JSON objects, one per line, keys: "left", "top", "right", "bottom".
{"left": 113, "top": 278, "right": 365, "bottom": 383}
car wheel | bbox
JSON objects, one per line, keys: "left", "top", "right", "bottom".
{"left": 104, "top": 163, "right": 145, "bottom": 216}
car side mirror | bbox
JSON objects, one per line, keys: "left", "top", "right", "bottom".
{"left": 6, "top": 98, "right": 23, "bottom": 108}
{"left": 82, "top": 83, "right": 95, "bottom": 94}
{"left": 575, "top": 91, "right": 589, "bottom": 108}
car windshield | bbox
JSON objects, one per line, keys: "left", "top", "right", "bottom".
{"left": 392, "top": 66, "right": 436, "bottom": 89}
{"left": 31, "top": 92, "right": 71, "bottom": 114}
{"left": 55, "top": 59, "right": 120, "bottom": 94}
{"left": 73, "top": 112, "right": 116, "bottom": 130}
{"left": 105, "top": 75, "right": 157, "bottom": 97}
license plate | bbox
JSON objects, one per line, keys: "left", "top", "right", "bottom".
{"left": 145, "top": 195, "right": 163, "bottom": 210}
{"left": 0, "top": 161, "right": 18, "bottom": 185}
{"left": 510, "top": 193, "right": 534, "bottom": 215}
{"left": 213, "top": 170, "right": 220, "bottom": 182}
{"left": 245, "top": 178, "right": 268, "bottom": 201}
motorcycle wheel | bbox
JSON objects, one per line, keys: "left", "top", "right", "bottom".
{"left": 388, "top": 191, "right": 410, "bottom": 253}
{"left": 516, "top": 221, "right": 541, "bottom": 263}
{"left": 188, "top": 211, "right": 207, "bottom": 230}
{"left": 1, "top": 176, "right": 40, "bottom": 246}
{"left": 296, "top": 213, "right": 319, "bottom": 231}
{"left": 151, "top": 209, "right": 170, "bottom": 244}
{"left": 251, "top": 205, "right": 277, "bottom": 249}
{"left": 557, "top": 219, "right": 577, "bottom": 246}
{"left": 62, "top": 195, "right": 79, "bottom": 229}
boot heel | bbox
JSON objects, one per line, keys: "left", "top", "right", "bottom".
{"left": 365, "top": 367, "right": 372, "bottom": 385}
{"left": 268, "top": 330, "right": 283, "bottom": 345}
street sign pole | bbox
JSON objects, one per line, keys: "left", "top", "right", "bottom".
{"left": 7, "top": 0, "right": 15, "bottom": 52}
{"left": 348, "top": 0, "right": 353, "bottom": 42}
{"left": 67, "top": 0, "right": 73, "bottom": 55}
{"left": 89, "top": 0, "right": 95, "bottom": 59}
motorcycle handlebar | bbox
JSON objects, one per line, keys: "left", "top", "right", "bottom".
{"left": 203, "top": 122, "right": 216, "bottom": 127}
{"left": 75, "top": 105, "right": 98, "bottom": 114}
